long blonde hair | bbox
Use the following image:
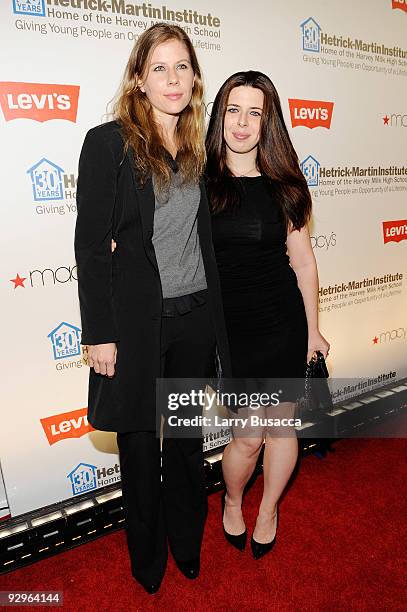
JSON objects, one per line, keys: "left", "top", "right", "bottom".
{"left": 113, "top": 23, "right": 205, "bottom": 190}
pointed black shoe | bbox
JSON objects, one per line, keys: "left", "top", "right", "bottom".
{"left": 175, "top": 557, "right": 200, "bottom": 580}
{"left": 221, "top": 491, "right": 247, "bottom": 552}
{"left": 133, "top": 577, "right": 161, "bottom": 595}
{"left": 250, "top": 508, "right": 278, "bottom": 560}
{"left": 175, "top": 557, "right": 201, "bottom": 580}
{"left": 250, "top": 535, "right": 276, "bottom": 560}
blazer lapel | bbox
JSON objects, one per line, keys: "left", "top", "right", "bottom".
{"left": 197, "top": 178, "right": 211, "bottom": 239}
{"left": 127, "top": 148, "right": 159, "bottom": 274}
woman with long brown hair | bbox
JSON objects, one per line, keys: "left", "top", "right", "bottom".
{"left": 206, "top": 71, "right": 330, "bottom": 559}
{"left": 74, "top": 24, "right": 230, "bottom": 594}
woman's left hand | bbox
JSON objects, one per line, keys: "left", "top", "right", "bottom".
{"left": 307, "top": 330, "right": 330, "bottom": 363}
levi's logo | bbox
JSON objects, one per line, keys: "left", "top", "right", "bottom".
{"left": 382, "top": 220, "right": 407, "bottom": 243}
{"left": 288, "top": 99, "right": 334, "bottom": 128}
{"left": 40, "top": 407, "right": 94, "bottom": 445}
{"left": 392, "top": 0, "right": 407, "bottom": 13}
{"left": 0, "top": 82, "right": 80, "bottom": 122}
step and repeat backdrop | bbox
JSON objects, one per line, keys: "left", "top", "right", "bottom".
{"left": 0, "top": 0, "right": 406, "bottom": 518}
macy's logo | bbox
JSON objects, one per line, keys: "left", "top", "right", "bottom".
{"left": 372, "top": 327, "right": 407, "bottom": 344}
{"left": 383, "top": 113, "right": 407, "bottom": 127}
{"left": 40, "top": 408, "right": 94, "bottom": 446}
{"left": 382, "top": 220, "right": 407, "bottom": 243}
{"left": 10, "top": 265, "right": 77, "bottom": 289}
{"left": 310, "top": 232, "right": 337, "bottom": 250}
{"left": 392, "top": 0, "right": 407, "bottom": 13}
{"left": 0, "top": 82, "right": 79, "bottom": 122}
{"left": 288, "top": 98, "right": 334, "bottom": 128}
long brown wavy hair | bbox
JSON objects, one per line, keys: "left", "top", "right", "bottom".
{"left": 113, "top": 23, "right": 205, "bottom": 191}
{"left": 205, "top": 71, "right": 312, "bottom": 230}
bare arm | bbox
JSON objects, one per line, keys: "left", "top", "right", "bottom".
{"left": 286, "top": 223, "right": 330, "bottom": 363}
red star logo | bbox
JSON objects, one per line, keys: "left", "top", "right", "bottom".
{"left": 383, "top": 115, "right": 389, "bottom": 125}
{"left": 372, "top": 336, "right": 379, "bottom": 345}
{"left": 10, "top": 273, "right": 26, "bottom": 289}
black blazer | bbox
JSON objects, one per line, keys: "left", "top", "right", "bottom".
{"left": 74, "top": 120, "right": 231, "bottom": 432}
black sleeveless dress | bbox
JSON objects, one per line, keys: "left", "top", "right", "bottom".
{"left": 211, "top": 175, "right": 308, "bottom": 402}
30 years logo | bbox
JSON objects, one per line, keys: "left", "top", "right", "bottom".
{"left": 301, "top": 17, "right": 321, "bottom": 52}
{"left": 26, "top": 158, "right": 77, "bottom": 215}
{"left": 67, "top": 463, "right": 97, "bottom": 496}
{"left": 67, "top": 462, "right": 121, "bottom": 496}
{"left": 27, "top": 158, "right": 65, "bottom": 201}
{"left": 301, "top": 155, "right": 320, "bottom": 186}
{"left": 12, "top": 0, "right": 45, "bottom": 16}
{"left": 48, "top": 322, "right": 82, "bottom": 360}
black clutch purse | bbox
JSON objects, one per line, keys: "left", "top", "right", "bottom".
{"left": 301, "top": 351, "right": 333, "bottom": 416}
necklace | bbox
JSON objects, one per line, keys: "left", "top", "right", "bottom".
{"left": 229, "top": 166, "right": 260, "bottom": 177}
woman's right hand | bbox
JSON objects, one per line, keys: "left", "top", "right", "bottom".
{"left": 85, "top": 241, "right": 117, "bottom": 376}
{"left": 87, "top": 343, "right": 117, "bottom": 377}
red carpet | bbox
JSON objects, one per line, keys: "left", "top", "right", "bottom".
{"left": 1, "top": 437, "right": 406, "bottom": 611}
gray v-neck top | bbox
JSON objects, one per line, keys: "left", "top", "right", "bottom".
{"left": 152, "top": 165, "right": 207, "bottom": 299}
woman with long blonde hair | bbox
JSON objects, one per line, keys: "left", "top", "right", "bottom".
{"left": 74, "top": 23, "right": 230, "bottom": 594}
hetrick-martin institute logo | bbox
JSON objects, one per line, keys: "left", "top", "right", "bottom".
{"left": 0, "top": 82, "right": 79, "bottom": 122}
{"left": 48, "top": 322, "right": 81, "bottom": 360}
{"left": 301, "top": 155, "right": 320, "bottom": 186}
{"left": 382, "top": 220, "right": 407, "bottom": 243}
{"left": 301, "top": 17, "right": 321, "bottom": 52}
{"left": 12, "top": 0, "right": 45, "bottom": 16}
{"left": 392, "top": 0, "right": 407, "bottom": 13}
{"left": 27, "top": 158, "right": 65, "bottom": 201}
{"left": 288, "top": 99, "right": 334, "bottom": 128}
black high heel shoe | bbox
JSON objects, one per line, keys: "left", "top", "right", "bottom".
{"left": 133, "top": 576, "right": 162, "bottom": 595}
{"left": 250, "top": 507, "right": 278, "bottom": 560}
{"left": 221, "top": 490, "right": 247, "bottom": 552}
{"left": 175, "top": 557, "right": 200, "bottom": 580}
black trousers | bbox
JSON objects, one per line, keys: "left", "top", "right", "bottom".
{"left": 117, "top": 293, "right": 216, "bottom": 584}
